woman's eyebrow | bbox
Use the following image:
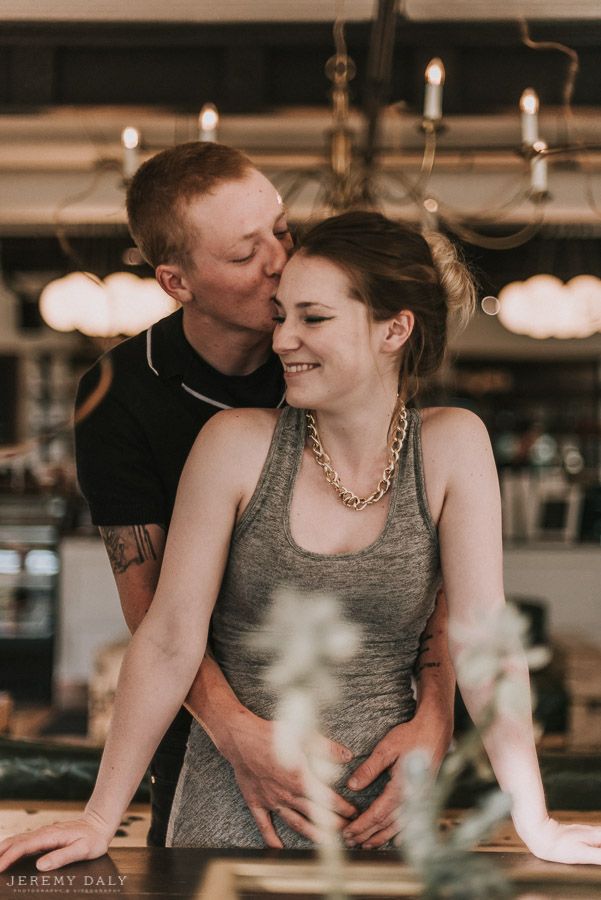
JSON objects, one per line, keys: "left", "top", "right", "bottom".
{"left": 272, "top": 298, "right": 334, "bottom": 310}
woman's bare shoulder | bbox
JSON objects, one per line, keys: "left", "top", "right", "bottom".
{"left": 187, "top": 408, "right": 282, "bottom": 483}
{"left": 199, "top": 406, "right": 281, "bottom": 438}
{"left": 419, "top": 405, "right": 489, "bottom": 441}
{"left": 419, "top": 405, "right": 492, "bottom": 469}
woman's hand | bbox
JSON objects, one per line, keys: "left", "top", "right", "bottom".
{"left": 520, "top": 817, "right": 601, "bottom": 865}
{"left": 0, "top": 811, "right": 112, "bottom": 873}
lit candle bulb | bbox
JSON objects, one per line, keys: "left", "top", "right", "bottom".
{"left": 121, "top": 126, "right": 140, "bottom": 181}
{"left": 424, "top": 58, "right": 445, "bottom": 122}
{"left": 198, "top": 103, "right": 219, "bottom": 142}
{"left": 530, "top": 139, "right": 548, "bottom": 195}
{"left": 520, "top": 88, "right": 539, "bottom": 147}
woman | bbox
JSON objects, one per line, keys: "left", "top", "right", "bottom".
{"left": 1, "top": 212, "right": 601, "bottom": 868}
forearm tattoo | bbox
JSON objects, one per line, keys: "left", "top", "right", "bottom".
{"left": 99, "top": 525, "right": 163, "bottom": 575}
{"left": 415, "top": 630, "right": 441, "bottom": 682}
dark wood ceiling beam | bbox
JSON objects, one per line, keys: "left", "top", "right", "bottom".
{"left": 0, "top": 20, "right": 600, "bottom": 113}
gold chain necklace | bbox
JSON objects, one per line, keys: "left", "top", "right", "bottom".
{"left": 305, "top": 405, "right": 408, "bottom": 511}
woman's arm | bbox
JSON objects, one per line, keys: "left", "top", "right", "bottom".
{"left": 0, "top": 411, "right": 248, "bottom": 872}
{"left": 435, "top": 407, "right": 601, "bottom": 864}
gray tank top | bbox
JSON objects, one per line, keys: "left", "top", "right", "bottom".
{"left": 168, "top": 405, "right": 441, "bottom": 848}
{"left": 213, "top": 404, "right": 441, "bottom": 743}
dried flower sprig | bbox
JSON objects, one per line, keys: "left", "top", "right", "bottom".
{"left": 399, "top": 602, "right": 549, "bottom": 900}
{"left": 255, "top": 587, "right": 360, "bottom": 900}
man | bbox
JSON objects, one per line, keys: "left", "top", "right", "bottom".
{"left": 75, "top": 141, "right": 454, "bottom": 849}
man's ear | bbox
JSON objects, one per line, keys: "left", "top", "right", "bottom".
{"left": 155, "top": 264, "right": 194, "bottom": 304}
{"left": 381, "top": 310, "right": 415, "bottom": 354}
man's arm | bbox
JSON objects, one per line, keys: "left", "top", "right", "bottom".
{"left": 99, "top": 524, "right": 357, "bottom": 848}
{"left": 341, "top": 588, "right": 455, "bottom": 849}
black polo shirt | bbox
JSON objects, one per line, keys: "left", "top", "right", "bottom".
{"left": 75, "top": 308, "right": 286, "bottom": 527}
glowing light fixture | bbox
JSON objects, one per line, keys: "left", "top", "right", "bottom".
{"left": 198, "top": 103, "right": 219, "bottom": 142}
{"left": 423, "top": 58, "right": 445, "bottom": 121}
{"left": 40, "top": 272, "right": 177, "bottom": 338}
{"left": 498, "top": 274, "right": 601, "bottom": 339}
{"left": 121, "top": 126, "right": 141, "bottom": 180}
{"left": 520, "top": 89, "right": 539, "bottom": 147}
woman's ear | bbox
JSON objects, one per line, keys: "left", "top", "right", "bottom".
{"left": 156, "top": 264, "right": 194, "bottom": 304}
{"left": 381, "top": 310, "right": 415, "bottom": 354}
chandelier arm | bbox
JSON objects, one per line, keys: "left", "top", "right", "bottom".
{"left": 270, "top": 168, "right": 322, "bottom": 191}
{"left": 314, "top": 179, "right": 332, "bottom": 214}
{"left": 519, "top": 19, "right": 579, "bottom": 114}
{"left": 382, "top": 168, "right": 432, "bottom": 206}
{"left": 370, "top": 181, "right": 422, "bottom": 207}
{"left": 370, "top": 128, "right": 437, "bottom": 208}
{"left": 436, "top": 183, "right": 533, "bottom": 226}
{"left": 537, "top": 143, "right": 601, "bottom": 159}
{"left": 52, "top": 160, "right": 121, "bottom": 273}
{"left": 271, "top": 169, "right": 326, "bottom": 209}
{"left": 440, "top": 215, "right": 545, "bottom": 251}
{"left": 519, "top": 18, "right": 579, "bottom": 154}
{"left": 583, "top": 175, "right": 601, "bottom": 223}
{"left": 410, "top": 121, "right": 437, "bottom": 199}
{"left": 361, "top": 0, "right": 398, "bottom": 168}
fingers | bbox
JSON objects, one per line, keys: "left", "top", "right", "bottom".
{"left": 569, "top": 844, "right": 601, "bottom": 865}
{"left": 312, "top": 733, "right": 354, "bottom": 765}
{"left": 347, "top": 737, "right": 397, "bottom": 791}
{"left": 554, "top": 825, "right": 601, "bottom": 865}
{"left": 0, "top": 825, "right": 81, "bottom": 871}
{"left": 291, "top": 795, "right": 352, "bottom": 835}
{"left": 342, "top": 785, "right": 402, "bottom": 848}
{"left": 306, "top": 779, "right": 357, "bottom": 821}
{"left": 0, "top": 828, "right": 65, "bottom": 872}
{"left": 248, "top": 807, "right": 284, "bottom": 850}
{"left": 276, "top": 805, "right": 348, "bottom": 845}
{"left": 0, "top": 822, "right": 109, "bottom": 874}
{"left": 36, "top": 838, "right": 96, "bottom": 872}
{"left": 237, "top": 764, "right": 357, "bottom": 824}
{"left": 277, "top": 808, "right": 323, "bottom": 844}
{"left": 525, "top": 822, "right": 601, "bottom": 865}
{"left": 361, "top": 821, "right": 401, "bottom": 849}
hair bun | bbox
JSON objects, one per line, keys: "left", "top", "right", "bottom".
{"left": 422, "top": 230, "right": 477, "bottom": 331}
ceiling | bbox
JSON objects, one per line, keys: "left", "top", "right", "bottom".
{"left": 1, "top": 7, "right": 601, "bottom": 357}
{"left": 1, "top": 13, "right": 600, "bottom": 227}
{"left": 1, "top": 0, "right": 598, "bottom": 22}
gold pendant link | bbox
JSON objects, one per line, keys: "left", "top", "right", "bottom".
{"left": 305, "top": 406, "right": 408, "bottom": 511}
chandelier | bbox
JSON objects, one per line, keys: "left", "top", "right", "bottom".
{"left": 269, "top": 3, "right": 600, "bottom": 256}
{"left": 268, "top": 1, "right": 601, "bottom": 341}
{"left": 37, "top": 3, "right": 601, "bottom": 341}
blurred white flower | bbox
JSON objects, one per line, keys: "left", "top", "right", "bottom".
{"left": 255, "top": 588, "right": 359, "bottom": 900}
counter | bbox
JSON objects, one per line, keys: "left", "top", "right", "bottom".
{"left": 2, "top": 810, "right": 601, "bottom": 900}
{"left": 3, "top": 845, "right": 601, "bottom": 899}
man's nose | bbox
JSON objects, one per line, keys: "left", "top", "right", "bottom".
{"left": 265, "top": 233, "right": 293, "bottom": 278}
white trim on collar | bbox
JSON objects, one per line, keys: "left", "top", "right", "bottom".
{"left": 181, "top": 384, "right": 232, "bottom": 410}
{"left": 146, "top": 326, "right": 160, "bottom": 376}
{"left": 147, "top": 322, "right": 287, "bottom": 411}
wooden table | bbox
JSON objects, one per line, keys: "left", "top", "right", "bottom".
{"left": 3, "top": 846, "right": 601, "bottom": 900}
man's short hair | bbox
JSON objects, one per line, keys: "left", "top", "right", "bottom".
{"left": 126, "top": 142, "right": 256, "bottom": 271}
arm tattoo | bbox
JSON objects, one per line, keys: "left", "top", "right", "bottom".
{"left": 99, "top": 525, "right": 163, "bottom": 575}
{"left": 415, "top": 630, "right": 441, "bottom": 682}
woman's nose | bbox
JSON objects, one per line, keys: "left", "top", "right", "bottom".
{"left": 272, "top": 317, "right": 301, "bottom": 353}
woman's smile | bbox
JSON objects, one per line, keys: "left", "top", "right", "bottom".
{"left": 282, "top": 362, "right": 320, "bottom": 375}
